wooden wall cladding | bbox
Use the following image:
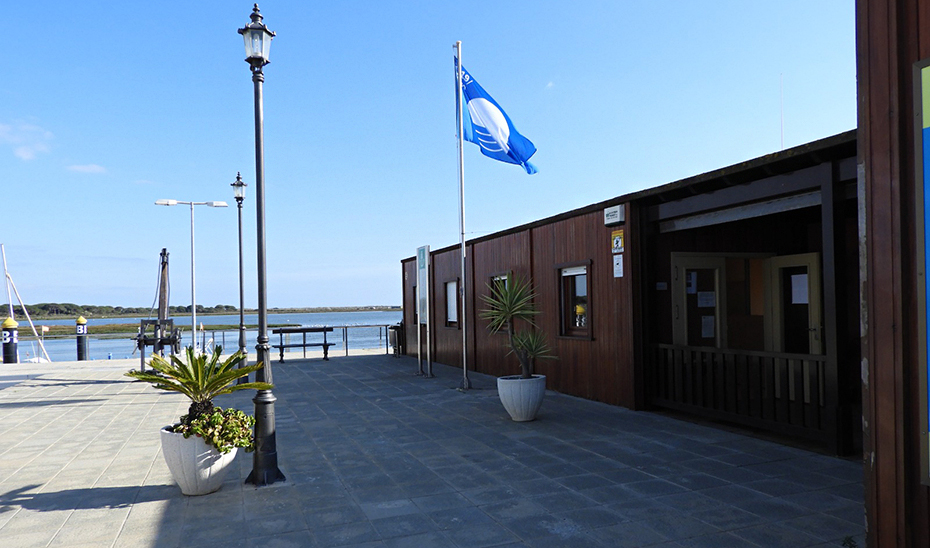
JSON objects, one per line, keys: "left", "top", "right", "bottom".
{"left": 400, "top": 205, "right": 637, "bottom": 408}
{"left": 471, "top": 231, "right": 532, "bottom": 378}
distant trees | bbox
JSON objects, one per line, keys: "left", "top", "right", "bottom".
{"left": 9, "top": 303, "right": 240, "bottom": 318}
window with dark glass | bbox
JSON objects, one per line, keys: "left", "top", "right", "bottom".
{"left": 560, "top": 265, "right": 589, "bottom": 337}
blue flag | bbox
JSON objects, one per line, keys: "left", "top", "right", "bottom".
{"left": 457, "top": 60, "right": 538, "bottom": 174}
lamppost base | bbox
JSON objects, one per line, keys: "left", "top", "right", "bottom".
{"left": 245, "top": 467, "right": 286, "bottom": 486}
{"left": 246, "top": 389, "right": 285, "bottom": 487}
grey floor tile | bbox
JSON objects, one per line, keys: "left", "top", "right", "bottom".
{"left": 381, "top": 531, "right": 455, "bottom": 548}
{"left": 780, "top": 513, "right": 865, "bottom": 542}
{"left": 0, "top": 357, "right": 865, "bottom": 548}
{"left": 482, "top": 498, "right": 549, "bottom": 521}
{"left": 445, "top": 521, "right": 520, "bottom": 547}
{"left": 555, "top": 505, "right": 624, "bottom": 529}
{"left": 427, "top": 506, "right": 497, "bottom": 531}
{"left": 359, "top": 498, "right": 419, "bottom": 520}
{"left": 731, "top": 521, "right": 823, "bottom": 547}
{"left": 638, "top": 513, "right": 721, "bottom": 541}
{"left": 312, "top": 516, "right": 382, "bottom": 546}
{"left": 590, "top": 520, "right": 669, "bottom": 546}
{"left": 304, "top": 503, "right": 368, "bottom": 528}
{"left": 370, "top": 513, "right": 437, "bottom": 539}
{"left": 499, "top": 514, "right": 584, "bottom": 542}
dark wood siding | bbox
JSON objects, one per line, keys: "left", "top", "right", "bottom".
{"left": 472, "top": 231, "right": 532, "bottom": 378}
{"left": 430, "top": 248, "right": 464, "bottom": 368}
{"left": 530, "top": 211, "right": 635, "bottom": 407}
{"left": 401, "top": 259, "right": 418, "bottom": 353}
{"left": 402, "top": 206, "right": 637, "bottom": 408}
{"left": 858, "top": 0, "right": 930, "bottom": 545}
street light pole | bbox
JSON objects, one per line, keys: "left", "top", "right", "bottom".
{"left": 240, "top": 3, "right": 284, "bottom": 486}
{"left": 189, "top": 202, "right": 197, "bottom": 350}
{"left": 155, "top": 199, "right": 228, "bottom": 352}
{"left": 232, "top": 173, "right": 248, "bottom": 383}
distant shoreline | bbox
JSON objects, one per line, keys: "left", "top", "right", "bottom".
{"left": 7, "top": 305, "right": 401, "bottom": 321}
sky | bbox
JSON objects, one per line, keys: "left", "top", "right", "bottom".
{"left": 2, "top": 1, "right": 857, "bottom": 310}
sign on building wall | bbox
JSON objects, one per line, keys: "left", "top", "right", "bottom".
{"left": 417, "top": 245, "right": 430, "bottom": 326}
{"left": 914, "top": 58, "right": 930, "bottom": 484}
{"left": 611, "top": 229, "right": 625, "bottom": 254}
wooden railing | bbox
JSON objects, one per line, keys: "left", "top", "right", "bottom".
{"left": 652, "top": 344, "right": 831, "bottom": 441}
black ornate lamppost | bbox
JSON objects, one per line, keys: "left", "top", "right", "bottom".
{"left": 231, "top": 173, "right": 248, "bottom": 383}
{"left": 240, "top": 3, "right": 284, "bottom": 486}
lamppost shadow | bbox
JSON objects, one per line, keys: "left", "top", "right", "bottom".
{"left": 0, "top": 483, "right": 179, "bottom": 513}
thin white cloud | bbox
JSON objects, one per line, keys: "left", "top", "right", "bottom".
{"left": 546, "top": 81, "right": 555, "bottom": 89}
{"left": 0, "top": 121, "right": 53, "bottom": 160}
{"left": 68, "top": 164, "right": 107, "bottom": 174}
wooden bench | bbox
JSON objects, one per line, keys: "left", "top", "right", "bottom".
{"left": 271, "top": 326, "right": 335, "bottom": 362}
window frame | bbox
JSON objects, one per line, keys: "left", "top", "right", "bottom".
{"left": 557, "top": 260, "right": 592, "bottom": 340}
{"left": 444, "top": 278, "right": 460, "bottom": 328}
{"left": 486, "top": 271, "right": 512, "bottom": 336}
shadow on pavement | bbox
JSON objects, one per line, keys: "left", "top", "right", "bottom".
{"left": 0, "top": 483, "right": 177, "bottom": 512}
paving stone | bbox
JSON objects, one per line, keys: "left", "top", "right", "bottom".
{"left": 0, "top": 356, "right": 865, "bottom": 548}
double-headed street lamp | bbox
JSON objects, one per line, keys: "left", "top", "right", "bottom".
{"left": 240, "top": 3, "right": 284, "bottom": 486}
{"left": 154, "top": 199, "right": 228, "bottom": 351}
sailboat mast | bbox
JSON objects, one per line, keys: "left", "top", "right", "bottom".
{"left": 1, "top": 244, "right": 14, "bottom": 319}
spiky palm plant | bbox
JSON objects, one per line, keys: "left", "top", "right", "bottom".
{"left": 479, "top": 274, "right": 554, "bottom": 378}
{"left": 125, "top": 346, "right": 271, "bottom": 426}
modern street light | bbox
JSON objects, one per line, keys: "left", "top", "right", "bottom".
{"left": 240, "top": 3, "right": 284, "bottom": 486}
{"left": 154, "top": 199, "right": 228, "bottom": 352}
{"left": 231, "top": 172, "right": 248, "bottom": 383}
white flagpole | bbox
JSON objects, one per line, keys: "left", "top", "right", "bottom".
{"left": 455, "top": 41, "right": 471, "bottom": 390}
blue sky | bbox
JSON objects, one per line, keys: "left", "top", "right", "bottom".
{"left": 3, "top": 1, "right": 856, "bottom": 309}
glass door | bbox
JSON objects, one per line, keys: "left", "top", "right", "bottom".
{"left": 765, "top": 253, "right": 822, "bottom": 354}
{"left": 671, "top": 255, "right": 727, "bottom": 348}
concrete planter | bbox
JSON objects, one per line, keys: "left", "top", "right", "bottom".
{"left": 497, "top": 375, "right": 547, "bottom": 422}
{"left": 160, "top": 426, "right": 239, "bottom": 496}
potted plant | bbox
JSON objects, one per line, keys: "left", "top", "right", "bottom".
{"left": 480, "top": 274, "right": 555, "bottom": 421}
{"left": 125, "top": 347, "right": 271, "bottom": 495}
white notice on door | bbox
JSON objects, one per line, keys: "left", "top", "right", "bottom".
{"left": 701, "top": 316, "right": 715, "bottom": 338}
{"left": 791, "top": 274, "right": 809, "bottom": 304}
{"left": 697, "top": 291, "right": 715, "bottom": 308}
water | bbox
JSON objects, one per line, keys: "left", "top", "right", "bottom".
{"left": 15, "top": 310, "right": 402, "bottom": 362}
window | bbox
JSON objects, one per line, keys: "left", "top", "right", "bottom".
{"left": 560, "top": 265, "right": 589, "bottom": 337}
{"left": 445, "top": 280, "right": 459, "bottom": 327}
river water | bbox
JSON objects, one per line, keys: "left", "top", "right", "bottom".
{"left": 14, "top": 310, "right": 403, "bottom": 362}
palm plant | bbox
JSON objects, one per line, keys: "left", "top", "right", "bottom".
{"left": 125, "top": 346, "right": 271, "bottom": 427}
{"left": 479, "top": 274, "right": 554, "bottom": 378}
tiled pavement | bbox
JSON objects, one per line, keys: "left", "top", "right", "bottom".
{"left": 0, "top": 354, "right": 865, "bottom": 547}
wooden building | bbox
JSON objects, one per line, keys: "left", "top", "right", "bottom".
{"left": 401, "top": 129, "right": 862, "bottom": 457}
{"left": 400, "top": 0, "right": 930, "bottom": 541}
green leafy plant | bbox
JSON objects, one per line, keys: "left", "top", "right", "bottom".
{"left": 125, "top": 347, "right": 272, "bottom": 451}
{"left": 479, "top": 274, "right": 555, "bottom": 378}
{"left": 173, "top": 407, "right": 257, "bottom": 453}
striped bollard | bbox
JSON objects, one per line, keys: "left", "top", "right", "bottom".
{"left": 2, "top": 317, "right": 18, "bottom": 364}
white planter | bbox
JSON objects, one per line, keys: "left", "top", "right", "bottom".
{"left": 497, "top": 375, "right": 547, "bottom": 422}
{"left": 160, "top": 426, "right": 239, "bottom": 496}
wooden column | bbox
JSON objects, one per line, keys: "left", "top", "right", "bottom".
{"left": 858, "top": 0, "right": 930, "bottom": 545}
{"left": 821, "top": 161, "right": 842, "bottom": 455}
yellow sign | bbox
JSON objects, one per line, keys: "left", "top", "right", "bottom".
{"left": 611, "top": 229, "right": 624, "bottom": 254}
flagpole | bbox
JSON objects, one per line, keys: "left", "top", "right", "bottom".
{"left": 455, "top": 41, "right": 471, "bottom": 390}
